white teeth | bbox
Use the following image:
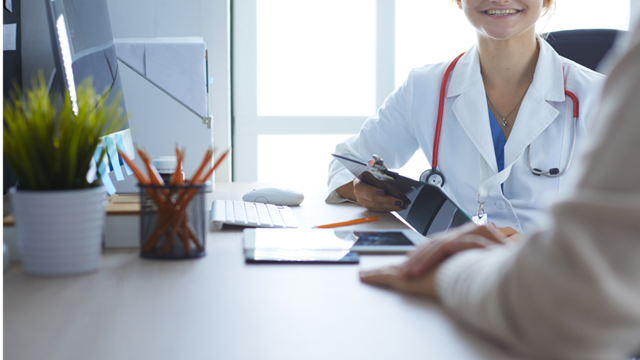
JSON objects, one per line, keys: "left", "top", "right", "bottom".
{"left": 486, "top": 9, "right": 518, "bottom": 16}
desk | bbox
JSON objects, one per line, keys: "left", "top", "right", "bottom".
{"left": 4, "top": 183, "right": 517, "bottom": 360}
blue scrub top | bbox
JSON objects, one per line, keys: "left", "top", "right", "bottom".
{"left": 488, "top": 107, "right": 506, "bottom": 173}
{"left": 488, "top": 107, "right": 507, "bottom": 194}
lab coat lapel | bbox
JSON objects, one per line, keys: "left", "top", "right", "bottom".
{"left": 504, "top": 38, "right": 564, "bottom": 166}
{"left": 448, "top": 47, "right": 499, "bottom": 174}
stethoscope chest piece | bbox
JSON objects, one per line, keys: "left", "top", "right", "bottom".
{"left": 420, "top": 168, "right": 445, "bottom": 187}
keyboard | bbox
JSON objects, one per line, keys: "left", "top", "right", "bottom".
{"left": 210, "top": 200, "right": 298, "bottom": 231}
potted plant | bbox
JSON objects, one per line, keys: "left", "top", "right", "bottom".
{"left": 3, "top": 74, "right": 128, "bottom": 275}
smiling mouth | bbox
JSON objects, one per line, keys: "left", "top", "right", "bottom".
{"left": 484, "top": 9, "right": 521, "bottom": 16}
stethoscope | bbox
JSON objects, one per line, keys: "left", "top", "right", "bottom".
{"left": 420, "top": 53, "right": 580, "bottom": 188}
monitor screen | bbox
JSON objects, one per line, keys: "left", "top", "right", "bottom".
{"left": 45, "top": 0, "right": 135, "bottom": 194}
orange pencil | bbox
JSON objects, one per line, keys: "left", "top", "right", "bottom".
{"left": 136, "top": 147, "right": 164, "bottom": 185}
{"left": 117, "top": 147, "right": 166, "bottom": 208}
{"left": 314, "top": 216, "right": 379, "bottom": 229}
{"left": 187, "top": 147, "right": 213, "bottom": 185}
{"left": 170, "top": 147, "right": 185, "bottom": 185}
{"left": 195, "top": 150, "right": 229, "bottom": 184}
{"left": 117, "top": 148, "right": 149, "bottom": 184}
{"left": 175, "top": 150, "right": 229, "bottom": 210}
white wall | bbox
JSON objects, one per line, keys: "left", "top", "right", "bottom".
{"left": 20, "top": 0, "right": 232, "bottom": 186}
{"left": 632, "top": 0, "right": 640, "bottom": 26}
{"left": 17, "top": 0, "right": 640, "bottom": 185}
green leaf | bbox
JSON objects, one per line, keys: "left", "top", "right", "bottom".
{"left": 3, "top": 72, "right": 129, "bottom": 190}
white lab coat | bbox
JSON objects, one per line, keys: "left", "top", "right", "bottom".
{"left": 327, "top": 38, "right": 605, "bottom": 235}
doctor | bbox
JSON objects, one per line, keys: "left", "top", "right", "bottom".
{"left": 327, "top": 0, "right": 605, "bottom": 235}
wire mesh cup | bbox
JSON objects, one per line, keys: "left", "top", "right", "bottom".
{"left": 138, "top": 183, "right": 206, "bottom": 259}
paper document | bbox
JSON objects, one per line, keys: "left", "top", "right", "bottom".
{"left": 4, "top": 23, "right": 17, "bottom": 51}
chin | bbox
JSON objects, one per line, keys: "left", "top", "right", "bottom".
{"left": 482, "top": 26, "right": 533, "bottom": 41}
{"left": 486, "top": 32, "right": 518, "bottom": 41}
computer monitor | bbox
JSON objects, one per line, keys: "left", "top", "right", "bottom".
{"left": 45, "top": 0, "right": 135, "bottom": 194}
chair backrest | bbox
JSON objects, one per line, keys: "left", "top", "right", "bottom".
{"left": 544, "top": 29, "right": 624, "bottom": 72}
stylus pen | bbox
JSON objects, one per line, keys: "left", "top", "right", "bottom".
{"left": 314, "top": 216, "right": 379, "bottom": 229}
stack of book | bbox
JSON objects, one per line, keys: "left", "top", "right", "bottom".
{"left": 104, "top": 194, "right": 140, "bottom": 248}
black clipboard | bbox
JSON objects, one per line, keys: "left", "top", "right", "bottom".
{"left": 332, "top": 154, "right": 422, "bottom": 203}
{"left": 332, "top": 154, "right": 471, "bottom": 236}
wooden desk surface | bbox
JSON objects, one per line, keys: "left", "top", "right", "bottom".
{"left": 3, "top": 183, "right": 516, "bottom": 360}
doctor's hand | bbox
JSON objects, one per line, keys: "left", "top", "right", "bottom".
{"left": 492, "top": 225, "right": 525, "bottom": 242}
{"left": 336, "top": 178, "right": 406, "bottom": 212}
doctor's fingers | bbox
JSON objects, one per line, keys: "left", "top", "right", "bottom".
{"left": 353, "top": 181, "right": 405, "bottom": 212}
{"left": 415, "top": 222, "right": 506, "bottom": 247}
{"left": 495, "top": 226, "right": 524, "bottom": 242}
{"left": 356, "top": 196, "right": 405, "bottom": 212}
{"left": 400, "top": 234, "right": 496, "bottom": 279}
{"left": 455, "top": 223, "right": 509, "bottom": 244}
{"left": 352, "top": 178, "right": 383, "bottom": 200}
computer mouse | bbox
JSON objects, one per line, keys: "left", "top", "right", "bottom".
{"left": 242, "top": 188, "right": 304, "bottom": 206}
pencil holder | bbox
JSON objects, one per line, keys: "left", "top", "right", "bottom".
{"left": 138, "top": 183, "right": 206, "bottom": 259}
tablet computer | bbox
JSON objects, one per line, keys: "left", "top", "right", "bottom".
{"left": 243, "top": 228, "right": 360, "bottom": 263}
{"left": 243, "top": 228, "right": 428, "bottom": 256}
{"left": 244, "top": 250, "right": 359, "bottom": 263}
{"left": 348, "top": 229, "right": 428, "bottom": 253}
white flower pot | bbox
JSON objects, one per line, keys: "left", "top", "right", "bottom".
{"left": 9, "top": 186, "right": 107, "bottom": 276}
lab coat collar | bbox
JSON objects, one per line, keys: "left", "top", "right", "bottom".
{"left": 447, "top": 38, "right": 565, "bottom": 174}
{"left": 505, "top": 38, "right": 563, "bottom": 166}
{"left": 451, "top": 77, "right": 498, "bottom": 173}
{"left": 448, "top": 45, "right": 497, "bottom": 173}
{"left": 446, "top": 44, "right": 482, "bottom": 98}
{"left": 530, "top": 37, "right": 566, "bottom": 102}
{"left": 446, "top": 37, "right": 566, "bottom": 101}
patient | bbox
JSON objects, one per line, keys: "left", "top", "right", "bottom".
{"left": 360, "top": 22, "right": 640, "bottom": 360}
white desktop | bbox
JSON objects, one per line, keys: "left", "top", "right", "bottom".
{"left": 3, "top": 182, "right": 521, "bottom": 360}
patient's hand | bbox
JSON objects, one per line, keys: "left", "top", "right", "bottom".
{"left": 360, "top": 265, "right": 439, "bottom": 298}
{"left": 360, "top": 223, "right": 512, "bottom": 298}
{"left": 399, "top": 223, "right": 509, "bottom": 279}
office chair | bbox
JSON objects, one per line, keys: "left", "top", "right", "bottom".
{"left": 544, "top": 29, "right": 623, "bottom": 72}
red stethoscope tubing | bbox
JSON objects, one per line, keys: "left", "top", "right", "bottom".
{"left": 431, "top": 53, "right": 579, "bottom": 170}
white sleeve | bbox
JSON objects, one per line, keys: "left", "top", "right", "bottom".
{"left": 435, "top": 27, "right": 640, "bottom": 359}
{"left": 326, "top": 71, "right": 419, "bottom": 202}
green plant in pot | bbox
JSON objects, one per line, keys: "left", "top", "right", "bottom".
{"left": 3, "top": 74, "right": 128, "bottom": 275}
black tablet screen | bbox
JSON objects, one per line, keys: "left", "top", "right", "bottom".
{"left": 352, "top": 231, "right": 414, "bottom": 246}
